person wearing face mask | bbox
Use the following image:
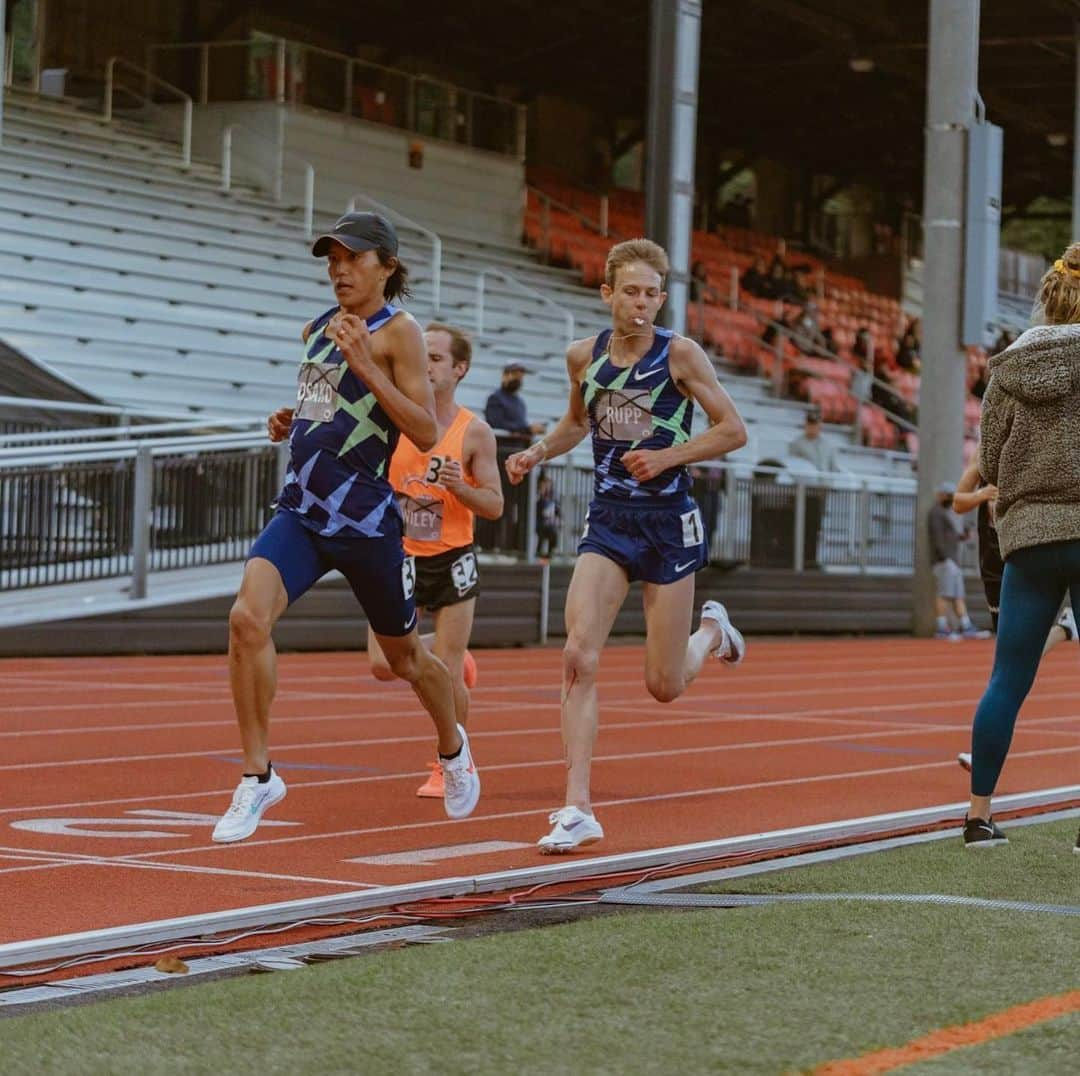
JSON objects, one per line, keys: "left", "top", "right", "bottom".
{"left": 484, "top": 362, "right": 547, "bottom": 442}
{"left": 505, "top": 237, "right": 749, "bottom": 854}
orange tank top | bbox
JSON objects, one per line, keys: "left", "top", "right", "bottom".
{"left": 390, "top": 406, "right": 477, "bottom": 556}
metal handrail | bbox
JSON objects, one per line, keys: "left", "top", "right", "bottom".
{"left": 0, "top": 418, "right": 261, "bottom": 449}
{"left": 347, "top": 192, "right": 442, "bottom": 315}
{"left": 0, "top": 430, "right": 269, "bottom": 469}
{"left": 526, "top": 184, "right": 613, "bottom": 243}
{"left": 146, "top": 34, "right": 524, "bottom": 156}
{"left": 103, "top": 56, "right": 192, "bottom": 168}
{"left": 476, "top": 266, "right": 575, "bottom": 353}
{"left": 222, "top": 122, "right": 315, "bottom": 237}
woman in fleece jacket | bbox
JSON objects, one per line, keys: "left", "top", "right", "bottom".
{"left": 964, "top": 244, "right": 1080, "bottom": 851}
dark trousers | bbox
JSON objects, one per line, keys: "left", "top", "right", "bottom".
{"left": 970, "top": 540, "right": 1080, "bottom": 796}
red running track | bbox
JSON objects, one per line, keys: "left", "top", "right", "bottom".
{"left": 1, "top": 637, "right": 1078, "bottom": 949}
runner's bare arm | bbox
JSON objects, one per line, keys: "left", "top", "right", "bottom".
{"left": 952, "top": 460, "right": 995, "bottom": 514}
{"left": 440, "top": 418, "right": 504, "bottom": 520}
{"left": 331, "top": 312, "right": 437, "bottom": 451}
{"left": 505, "top": 338, "right": 593, "bottom": 485}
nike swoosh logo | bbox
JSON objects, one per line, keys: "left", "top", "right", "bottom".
{"left": 674, "top": 560, "right": 696, "bottom": 573}
{"left": 563, "top": 818, "right": 584, "bottom": 830}
{"left": 632, "top": 365, "right": 664, "bottom": 382}
{"left": 403, "top": 610, "right": 417, "bottom": 631}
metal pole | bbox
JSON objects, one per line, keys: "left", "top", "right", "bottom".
{"left": 729, "top": 266, "right": 738, "bottom": 309}
{"left": 222, "top": 126, "right": 232, "bottom": 191}
{"left": 303, "top": 165, "right": 314, "bottom": 238}
{"left": 525, "top": 463, "right": 539, "bottom": 563}
{"left": 645, "top": 0, "right": 701, "bottom": 334}
{"left": 104, "top": 58, "right": 114, "bottom": 121}
{"left": 914, "top": 0, "right": 980, "bottom": 636}
{"left": 538, "top": 560, "right": 550, "bottom": 644}
{"left": 476, "top": 272, "right": 486, "bottom": 336}
{"left": 276, "top": 440, "right": 290, "bottom": 491}
{"left": 181, "top": 99, "right": 192, "bottom": 168}
{"left": 344, "top": 59, "right": 353, "bottom": 117}
{"left": 130, "top": 445, "right": 153, "bottom": 600}
{"left": 431, "top": 234, "right": 442, "bottom": 316}
{"left": 858, "top": 485, "right": 870, "bottom": 572}
{"left": 599, "top": 195, "right": 609, "bottom": 237}
{"left": 793, "top": 481, "right": 806, "bottom": 571}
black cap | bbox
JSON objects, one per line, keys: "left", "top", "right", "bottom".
{"left": 503, "top": 361, "right": 531, "bottom": 374}
{"left": 312, "top": 211, "right": 398, "bottom": 258}
{"left": 805, "top": 408, "right": 822, "bottom": 423}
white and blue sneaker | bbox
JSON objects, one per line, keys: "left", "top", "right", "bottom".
{"left": 442, "top": 724, "right": 481, "bottom": 820}
{"left": 700, "top": 600, "right": 746, "bottom": 665}
{"left": 212, "top": 768, "right": 287, "bottom": 843}
{"left": 537, "top": 806, "right": 604, "bottom": 854}
{"left": 1058, "top": 605, "right": 1077, "bottom": 641}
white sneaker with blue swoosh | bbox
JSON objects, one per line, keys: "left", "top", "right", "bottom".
{"left": 212, "top": 768, "right": 287, "bottom": 843}
{"left": 538, "top": 806, "right": 604, "bottom": 853}
{"left": 700, "top": 600, "right": 746, "bottom": 665}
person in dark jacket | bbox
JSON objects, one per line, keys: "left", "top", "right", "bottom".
{"left": 484, "top": 362, "right": 546, "bottom": 440}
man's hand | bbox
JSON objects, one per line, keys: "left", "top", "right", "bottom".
{"left": 437, "top": 458, "right": 470, "bottom": 498}
{"left": 327, "top": 312, "right": 376, "bottom": 377}
{"left": 268, "top": 407, "right": 294, "bottom": 442}
{"left": 506, "top": 442, "right": 545, "bottom": 486}
{"left": 622, "top": 448, "right": 670, "bottom": 483}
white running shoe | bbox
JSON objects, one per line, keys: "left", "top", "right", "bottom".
{"left": 442, "top": 724, "right": 480, "bottom": 819}
{"left": 957, "top": 752, "right": 972, "bottom": 772}
{"left": 537, "top": 806, "right": 604, "bottom": 854}
{"left": 1058, "top": 605, "right": 1077, "bottom": 640}
{"left": 700, "top": 600, "right": 746, "bottom": 665}
{"left": 212, "top": 768, "right": 287, "bottom": 843}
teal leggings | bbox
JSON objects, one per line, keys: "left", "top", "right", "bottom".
{"left": 970, "top": 540, "right": 1080, "bottom": 796}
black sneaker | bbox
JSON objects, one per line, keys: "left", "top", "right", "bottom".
{"left": 963, "top": 816, "right": 1009, "bottom": 849}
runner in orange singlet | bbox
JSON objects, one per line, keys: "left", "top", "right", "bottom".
{"left": 368, "top": 323, "right": 504, "bottom": 796}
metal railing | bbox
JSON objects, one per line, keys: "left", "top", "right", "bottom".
{"left": 103, "top": 56, "right": 192, "bottom": 168}
{"left": 476, "top": 267, "right": 575, "bottom": 353}
{"left": 146, "top": 34, "right": 526, "bottom": 159}
{"left": 489, "top": 445, "right": 924, "bottom": 574}
{"left": 0, "top": 433, "right": 279, "bottom": 594}
{"left": 222, "top": 121, "right": 315, "bottom": 236}
{"left": 348, "top": 192, "right": 441, "bottom": 315}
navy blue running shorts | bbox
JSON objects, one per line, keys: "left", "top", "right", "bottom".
{"left": 249, "top": 509, "right": 417, "bottom": 637}
{"left": 577, "top": 496, "right": 707, "bottom": 584}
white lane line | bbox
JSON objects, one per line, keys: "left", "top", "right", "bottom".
{"left": 0, "top": 844, "right": 374, "bottom": 887}
{"left": 1, "top": 713, "right": 1074, "bottom": 818}
{"left": 347, "top": 841, "right": 531, "bottom": 866}
{"left": 117, "top": 743, "right": 1080, "bottom": 862}
{"left": 0, "top": 710, "right": 974, "bottom": 771}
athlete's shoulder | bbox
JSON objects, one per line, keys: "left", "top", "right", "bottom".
{"left": 463, "top": 411, "right": 497, "bottom": 448}
{"left": 567, "top": 334, "right": 600, "bottom": 370}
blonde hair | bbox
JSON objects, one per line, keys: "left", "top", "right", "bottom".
{"left": 425, "top": 321, "right": 472, "bottom": 374}
{"left": 1033, "top": 242, "right": 1080, "bottom": 326}
{"left": 604, "top": 238, "right": 670, "bottom": 288}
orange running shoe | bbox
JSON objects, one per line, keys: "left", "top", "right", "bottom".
{"left": 463, "top": 649, "right": 478, "bottom": 689}
{"left": 416, "top": 761, "right": 444, "bottom": 798}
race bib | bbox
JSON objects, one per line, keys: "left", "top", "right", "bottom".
{"left": 450, "top": 551, "right": 479, "bottom": 596}
{"left": 595, "top": 389, "right": 654, "bottom": 441}
{"left": 680, "top": 506, "right": 704, "bottom": 548}
{"left": 399, "top": 494, "right": 443, "bottom": 542}
{"left": 295, "top": 362, "right": 343, "bottom": 422}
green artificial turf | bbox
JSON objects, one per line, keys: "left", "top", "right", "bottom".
{"left": 1, "top": 818, "right": 1076, "bottom": 1075}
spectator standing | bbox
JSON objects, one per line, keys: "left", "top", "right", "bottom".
{"left": 535, "top": 473, "right": 561, "bottom": 559}
{"left": 928, "top": 481, "right": 979, "bottom": 639}
{"left": 787, "top": 409, "right": 845, "bottom": 568}
{"left": 484, "top": 362, "right": 547, "bottom": 442}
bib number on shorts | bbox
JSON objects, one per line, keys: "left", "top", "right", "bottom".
{"left": 401, "top": 556, "right": 416, "bottom": 601}
{"left": 680, "top": 506, "right": 704, "bottom": 548}
{"left": 295, "top": 362, "right": 343, "bottom": 422}
{"left": 450, "top": 551, "right": 478, "bottom": 596}
{"left": 400, "top": 495, "right": 444, "bottom": 543}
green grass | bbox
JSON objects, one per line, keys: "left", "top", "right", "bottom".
{"left": 1, "top": 818, "right": 1078, "bottom": 1075}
